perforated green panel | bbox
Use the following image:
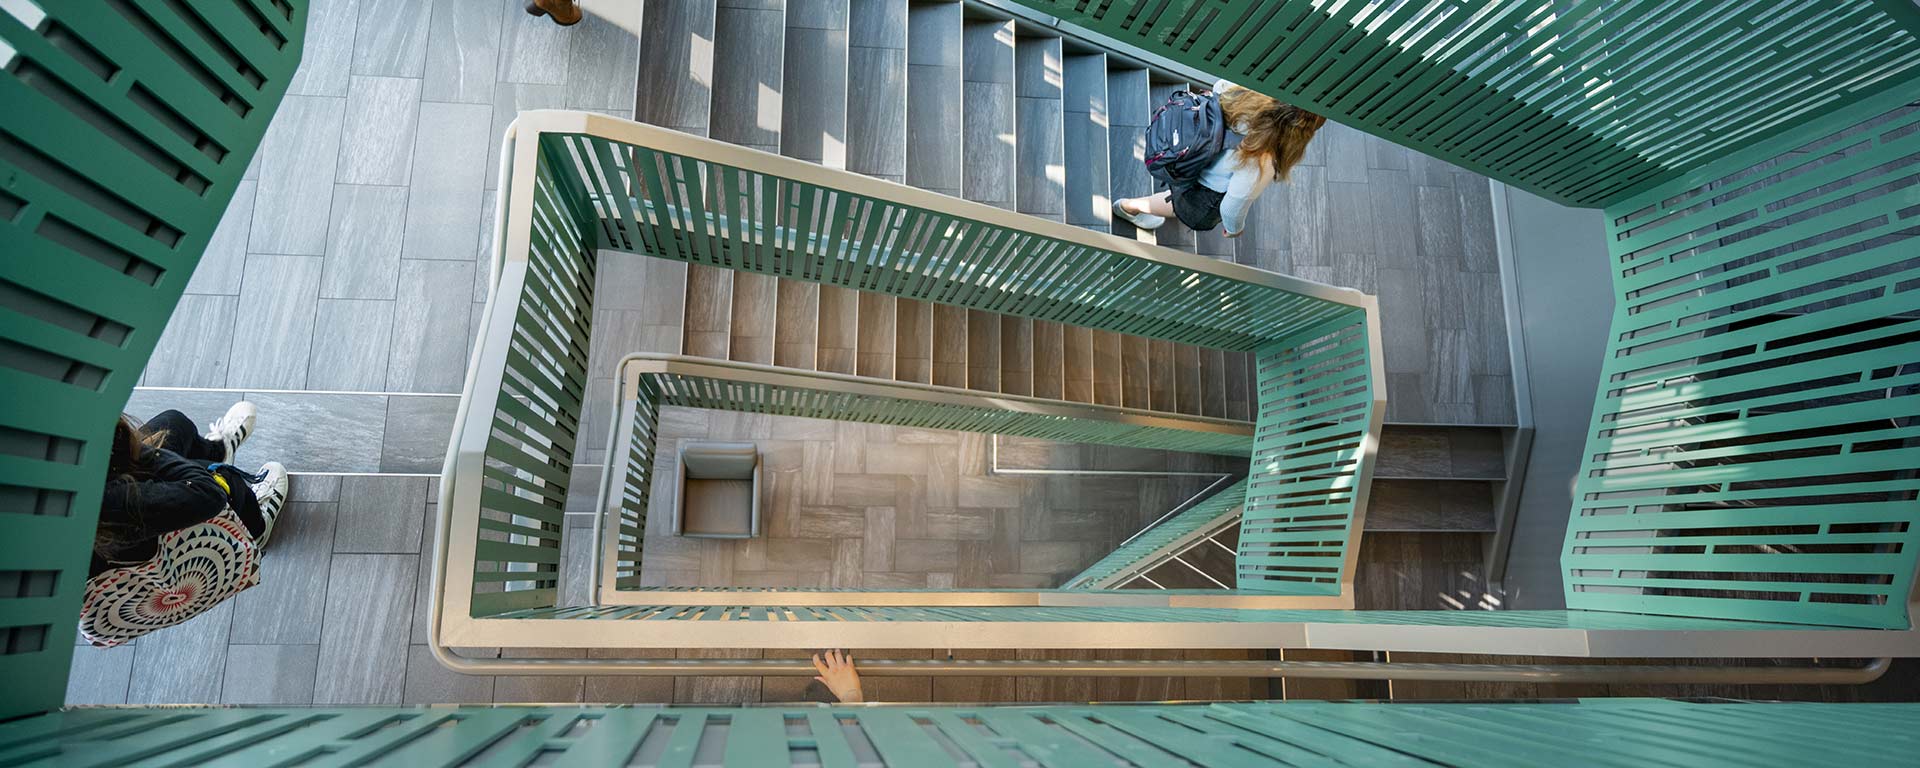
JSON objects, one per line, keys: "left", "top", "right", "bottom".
{"left": 9, "top": 700, "right": 1919, "bottom": 767}
{"left": 1566, "top": 85, "right": 1920, "bottom": 629}
{"left": 1063, "top": 479, "right": 1247, "bottom": 588}
{"left": 1240, "top": 312, "right": 1379, "bottom": 595}
{"left": 0, "top": 0, "right": 304, "bottom": 721}
{"left": 1004, "top": 0, "right": 1920, "bottom": 207}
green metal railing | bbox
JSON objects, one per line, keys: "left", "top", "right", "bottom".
{"left": 1242, "top": 311, "right": 1381, "bottom": 595}
{"left": 1567, "top": 87, "right": 1920, "bottom": 630}
{"left": 1063, "top": 479, "right": 1247, "bottom": 589}
{"left": 1002, "top": 0, "right": 1920, "bottom": 208}
{"left": 439, "top": 110, "right": 1385, "bottom": 653}
{"left": 0, "top": 0, "right": 305, "bottom": 721}
{"left": 10, "top": 699, "right": 1920, "bottom": 766}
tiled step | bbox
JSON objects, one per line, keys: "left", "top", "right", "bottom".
{"left": 961, "top": 18, "right": 1016, "bottom": 211}
{"left": 1062, "top": 324, "right": 1093, "bottom": 403}
{"left": 847, "top": 0, "right": 906, "bottom": 379}
{"left": 1031, "top": 319, "right": 1063, "bottom": 399}
{"left": 1148, "top": 339, "right": 1176, "bottom": 412}
{"left": 634, "top": 0, "right": 726, "bottom": 361}
{"left": 711, "top": 0, "right": 784, "bottom": 155}
{"left": 774, "top": 278, "right": 819, "bottom": 370}
{"left": 772, "top": 0, "right": 853, "bottom": 373}
{"left": 1106, "top": 66, "right": 1153, "bottom": 243}
{"left": 817, "top": 284, "right": 859, "bottom": 375}
{"left": 711, "top": 0, "right": 785, "bottom": 367}
{"left": 905, "top": 1, "right": 963, "bottom": 197}
{"left": 1091, "top": 330, "right": 1122, "bottom": 406}
{"left": 932, "top": 303, "right": 968, "bottom": 387}
{"left": 899, "top": 1, "right": 958, "bottom": 388}
{"left": 729, "top": 273, "right": 776, "bottom": 365}
{"left": 1013, "top": 34, "right": 1063, "bottom": 222}
{"left": 1063, "top": 51, "right": 1111, "bottom": 233}
{"left": 856, "top": 291, "right": 896, "bottom": 379}
{"left": 1000, "top": 316, "right": 1033, "bottom": 396}
{"left": 847, "top": 0, "right": 907, "bottom": 183}
{"left": 894, "top": 298, "right": 933, "bottom": 383}
{"left": 966, "top": 309, "right": 1000, "bottom": 391}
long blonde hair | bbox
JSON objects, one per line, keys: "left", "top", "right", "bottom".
{"left": 1220, "top": 88, "right": 1326, "bottom": 182}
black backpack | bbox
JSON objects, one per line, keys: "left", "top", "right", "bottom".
{"left": 1144, "top": 90, "right": 1239, "bottom": 191}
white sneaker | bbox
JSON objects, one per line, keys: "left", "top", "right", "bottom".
{"left": 1113, "top": 200, "right": 1166, "bottom": 230}
{"left": 249, "top": 462, "right": 289, "bottom": 547}
{"left": 206, "top": 401, "right": 257, "bottom": 463}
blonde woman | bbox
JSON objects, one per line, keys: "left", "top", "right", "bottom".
{"left": 1115, "top": 80, "right": 1327, "bottom": 237}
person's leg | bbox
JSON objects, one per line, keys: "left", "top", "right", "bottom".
{"left": 1123, "top": 191, "right": 1175, "bottom": 218}
{"left": 203, "top": 401, "right": 257, "bottom": 463}
{"left": 247, "top": 462, "right": 290, "bottom": 546}
{"left": 215, "top": 466, "right": 269, "bottom": 540}
{"left": 1114, "top": 191, "right": 1172, "bottom": 230}
{"left": 144, "top": 410, "right": 226, "bottom": 460}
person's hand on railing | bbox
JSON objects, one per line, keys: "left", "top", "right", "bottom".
{"left": 811, "top": 650, "right": 864, "bottom": 703}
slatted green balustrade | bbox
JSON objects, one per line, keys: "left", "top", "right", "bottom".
{"left": 11, "top": 699, "right": 1920, "bottom": 766}
{"left": 1240, "top": 311, "right": 1380, "bottom": 595}
{"left": 1566, "top": 84, "right": 1920, "bottom": 629}
{"left": 1001, "top": 0, "right": 1920, "bottom": 208}
{"left": 1063, "top": 479, "right": 1247, "bottom": 588}
{"left": 0, "top": 0, "right": 305, "bottom": 721}
{"left": 448, "top": 112, "right": 1383, "bottom": 630}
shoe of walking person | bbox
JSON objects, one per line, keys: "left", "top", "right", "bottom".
{"left": 250, "top": 462, "right": 290, "bottom": 547}
{"left": 205, "top": 401, "right": 257, "bottom": 463}
{"left": 1112, "top": 199, "right": 1166, "bottom": 230}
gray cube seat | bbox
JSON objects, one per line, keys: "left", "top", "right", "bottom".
{"left": 673, "top": 441, "right": 761, "bottom": 538}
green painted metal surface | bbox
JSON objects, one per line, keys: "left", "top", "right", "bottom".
{"left": 1567, "top": 83, "right": 1920, "bottom": 629}
{"left": 461, "top": 134, "right": 601, "bottom": 618}
{"left": 0, "top": 0, "right": 304, "bottom": 722}
{"left": 1003, "top": 0, "right": 1920, "bottom": 208}
{"left": 1063, "top": 479, "right": 1247, "bottom": 588}
{"left": 463, "top": 120, "right": 1381, "bottom": 614}
{"left": 561, "top": 131, "right": 1359, "bottom": 351}
{"left": 8, "top": 700, "right": 1918, "bottom": 766}
{"left": 1240, "top": 312, "right": 1378, "bottom": 595}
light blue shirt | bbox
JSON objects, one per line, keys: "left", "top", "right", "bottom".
{"left": 1195, "top": 80, "right": 1274, "bottom": 236}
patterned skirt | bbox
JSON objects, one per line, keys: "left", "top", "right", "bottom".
{"left": 78, "top": 508, "right": 263, "bottom": 647}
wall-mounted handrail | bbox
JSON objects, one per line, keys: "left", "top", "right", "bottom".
{"left": 428, "top": 645, "right": 1891, "bottom": 685}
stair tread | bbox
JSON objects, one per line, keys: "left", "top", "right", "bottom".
{"left": 966, "top": 309, "right": 1001, "bottom": 391}
{"left": 905, "top": 2, "right": 963, "bottom": 195}
{"left": 728, "top": 273, "right": 776, "bottom": 365}
{"left": 847, "top": 0, "right": 907, "bottom": 181}
{"left": 1014, "top": 35, "right": 1065, "bottom": 220}
{"left": 1064, "top": 52, "right": 1112, "bottom": 232}
{"left": 1000, "top": 316, "right": 1034, "bottom": 396}
{"left": 710, "top": 4, "right": 784, "bottom": 153}
{"left": 962, "top": 19, "right": 1016, "bottom": 210}
{"left": 817, "top": 284, "right": 859, "bottom": 375}
{"left": 856, "top": 290, "right": 896, "bottom": 379}
{"left": 932, "top": 303, "right": 968, "bottom": 387}
{"left": 894, "top": 298, "right": 933, "bottom": 384}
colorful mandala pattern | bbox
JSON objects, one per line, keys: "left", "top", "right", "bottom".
{"left": 78, "top": 508, "right": 262, "bottom": 647}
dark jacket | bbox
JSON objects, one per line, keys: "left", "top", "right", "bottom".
{"left": 90, "top": 449, "right": 230, "bottom": 577}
